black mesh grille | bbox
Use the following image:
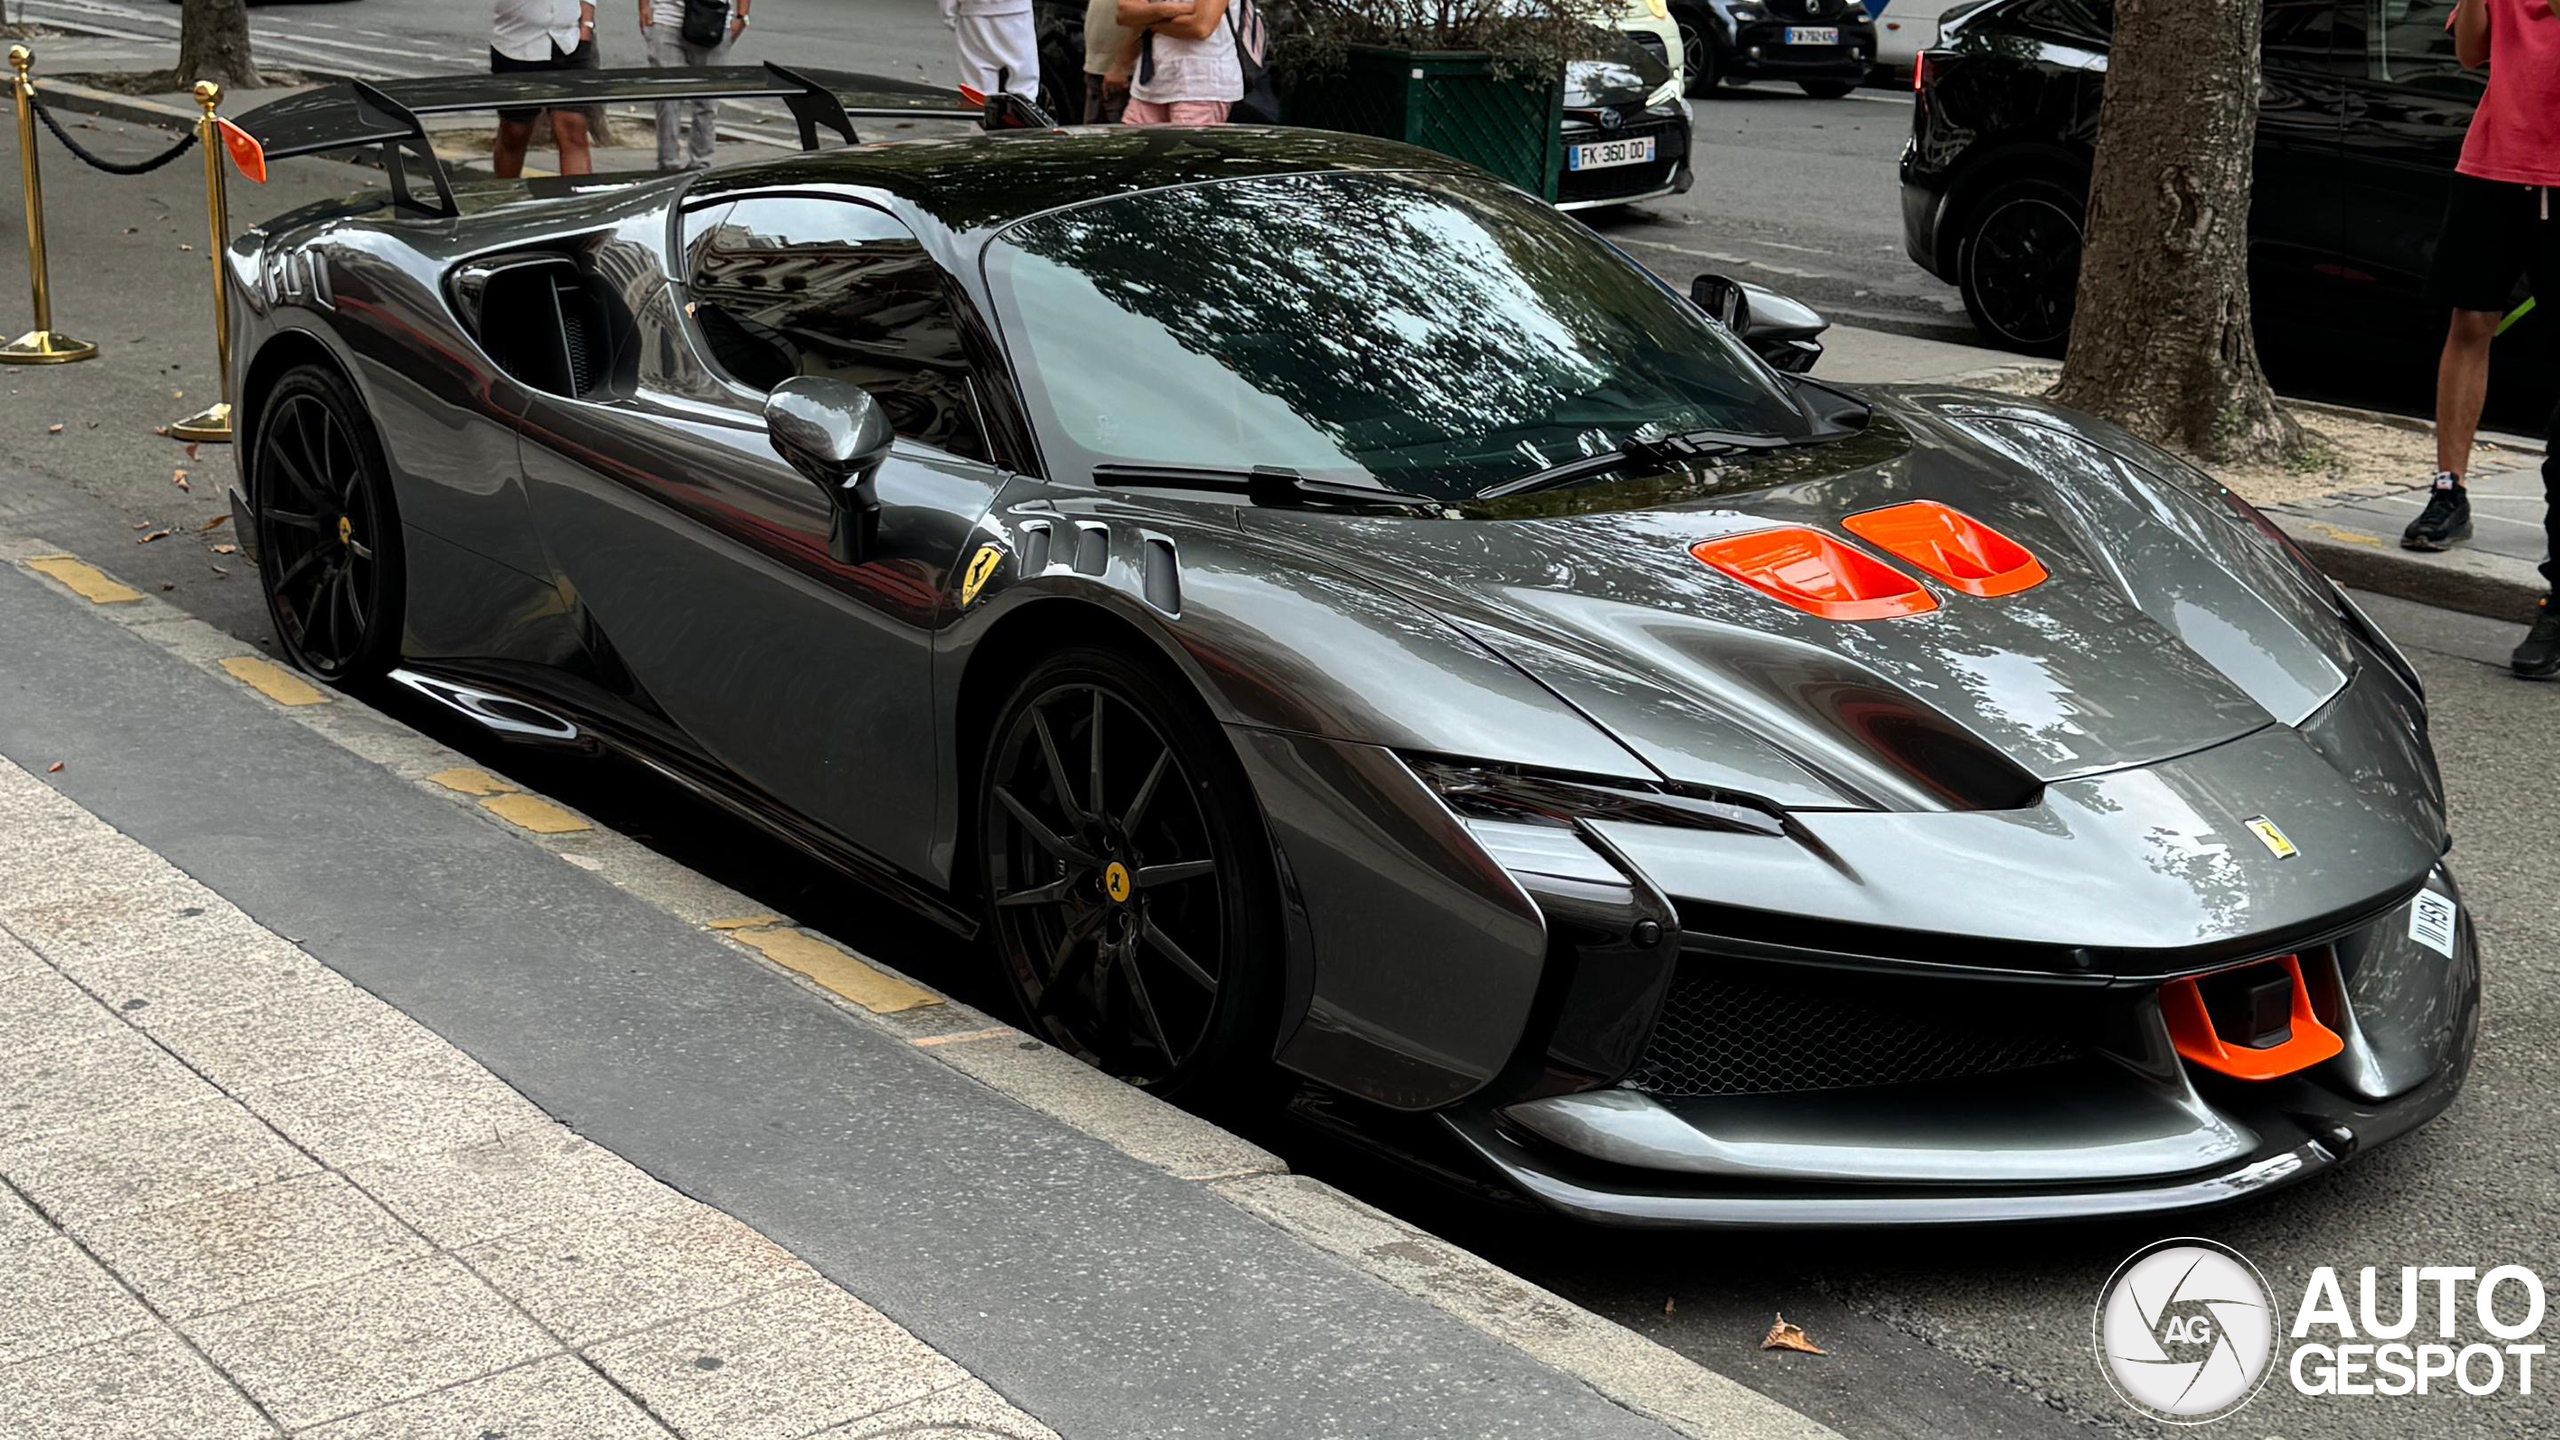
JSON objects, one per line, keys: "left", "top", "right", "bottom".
{"left": 1628, "top": 964, "right": 2081, "bottom": 1097}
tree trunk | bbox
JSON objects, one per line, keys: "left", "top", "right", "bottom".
{"left": 178, "top": 0, "right": 263, "bottom": 91}
{"left": 2050, "top": 0, "right": 2300, "bottom": 465}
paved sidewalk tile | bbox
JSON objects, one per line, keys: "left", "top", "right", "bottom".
{"left": 0, "top": 1021, "right": 217, "bottom": 1143}
{"left": 0, "top": 1186, "right": 46, "bottom": 1250}
{"left": 0, "top": 1326, "right": 272, "bottom": 1440}
{"left": 79, "top": 1170, "right": 428, "bottom": 1319}
{"left": 462, "top": 1189, "right": 818, "bottom": 1347}
{"left": 2, "top": 1096, "right": 317, "bottom": 1232}
{"left": 0, "top": 1234, "right": 155, "bottom": 1367}
{"left": 0, "top": 825, "right": 188, "bottom": 912}
{"left": 148, "top": 981, "right": 459, "bottom": 1093}
{"left": 245, "top": 1043, "right": 553, "bottom": 1169}
{"left": 349, "top": 1123, "right": 681, "bottom": 1250}
{"left": 184, "top": 1255, "right": 555, "bottom": 1430}
{"left": 0, "top": 966, "right": 123, "bottom": 1057}
{"left": 299, "top": 1354, "right": 669, "bottom": 1440}
{"left": 586, "top": 1279, "right": 968, "bottom": 1440}
{"left": 3, "top": 891, "right": 342, "bottom": 1029}
{"left": 816, "top": 1380, "right": 1063, "bottom": 1439}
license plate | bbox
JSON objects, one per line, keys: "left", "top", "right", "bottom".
{"left": 1566, "top": 135, "right": 1657, "bottom": 172}
{"left": 1784, "top": 25, "right": 1840, "bottom": 43}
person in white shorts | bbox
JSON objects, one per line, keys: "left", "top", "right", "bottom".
{"left": 941, "top": 0, "right": 1040, "bottom": 97}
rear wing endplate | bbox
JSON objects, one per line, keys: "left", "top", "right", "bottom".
{"left": 229, "top": 64, "right": 1054, "bottom": 217}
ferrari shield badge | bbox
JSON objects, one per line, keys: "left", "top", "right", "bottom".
{"left": 2241, "top": 815, "right": 2299, "bottom": 860}
{"left": 961, "top": 544, "right": 1004, "bottom": 607}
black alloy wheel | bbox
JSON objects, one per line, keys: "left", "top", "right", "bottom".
{"left": 1959, "top": 180, "right": 2085, "bottom": 355}
{"left": 1676, "top": 10, "right": 1719, "bottom": 96}
{"left": 979, "top": 647, "right": 1277, "bottom": 1097}
{"left": 252, "top": 366, "right": 404, "bottom": 684}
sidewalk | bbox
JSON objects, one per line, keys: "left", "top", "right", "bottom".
{"left": 0, "top": 538, "right": 1836, "bottom": 1439}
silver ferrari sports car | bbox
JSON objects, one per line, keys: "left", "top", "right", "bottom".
{"left": 216, "top": 67, "right": 2475, "bottom": 1226}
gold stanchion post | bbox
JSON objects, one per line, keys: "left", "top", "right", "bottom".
{"left": 0, "top": 45, "right": 95, "bottom": 364}
{"left": 169, "top": 80, "right": 232, "bottom": 443}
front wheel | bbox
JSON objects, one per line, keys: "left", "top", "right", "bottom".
{"left": 251, "top": 364, "right": 405, "bottom": 685}
{"left": 1676, "top": 10, "right": 1719, "bottom": 96}
{"left": 1797, "top": 79, "right": 1857, "bottom": 98}
{"left": 1957, "top": 178, "right": 2085, "bottom": 355}
{"left": 978, "top": 645, "right": 1280, "bottom": 1099}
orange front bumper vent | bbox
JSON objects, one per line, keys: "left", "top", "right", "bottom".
{"left": 1690, "top": 527, "right": 1938, "bottom": 622}
{"left": 1842, "top": 501, "right": 2047, "bottom": 598}
{"left": 2160, "top": 954, "right": 2343, "bottom": 1081}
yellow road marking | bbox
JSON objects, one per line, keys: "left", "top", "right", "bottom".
{"left": 219, "top": 656, "right": 330, "bottom": 706}
{"left": 27, "top": 555, "right": 142, "bottom": 605}
{"left": 704, "top": 914, "right": 785, "bottom": 931}
{"left": 911, "top": 1026, "right": 1016, "bottom": 1048}
{"left": 2302, "top": 521, "right": 2386, "bottom": 548}
{"left": 426, "top": 767, "right": 517, "bottom": 797}
{"left": 479, "top": 793, "right": 591, "bottom": 834}
{"left": 728, "top": 927, "right": 941, "bottom": 1014}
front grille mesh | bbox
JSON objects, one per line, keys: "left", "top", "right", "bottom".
{"left": 1628, "top": 964, "right": 2081, "bottom": 1097}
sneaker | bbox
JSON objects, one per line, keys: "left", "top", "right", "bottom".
{"left": 2401, "top": 473, "right": 2472, "bottom": 551}
{"left": 2515, "top": 599, "right": 2560, "bottom": 681}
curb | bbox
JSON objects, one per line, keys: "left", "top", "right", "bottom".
{"left": 2283, "top": 520, "right": 2547, "bottom": 625}
{"left": 1, "top": 530, "right": 1842, "bottom": 1440}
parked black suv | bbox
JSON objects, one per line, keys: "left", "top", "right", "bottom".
{"left": 1902, "top": 0, "right": 2537, "bottom": 366}
{"left": 1673, "top": 0, "right": 1877, "bottom": 97}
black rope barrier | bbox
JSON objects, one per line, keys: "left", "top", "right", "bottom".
{"left": 28, "top": 95, "right": 196, "bottom": 176}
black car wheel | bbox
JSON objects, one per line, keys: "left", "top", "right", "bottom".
{"left": 979, "top": 646, "right": 1279, "bottom": 1097}
{"left": 1675, "top": 9, "right": 1719, "bottom": 96}
{"left": 1959, "top": 179, "right": 2084, "bottom": 354}
{"left": 252, "top": 365, "right": 404, "bottom": 684}
{"left": 1797, "top": 79, "right": 1858, "bottom": 98}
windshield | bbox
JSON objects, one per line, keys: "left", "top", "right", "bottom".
{"left": 982, "top": 171, "right": 1811, "bottom": 502}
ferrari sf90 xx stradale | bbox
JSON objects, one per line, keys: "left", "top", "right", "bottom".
{"left": 218, "top": 67, "right": 2475, "bottom": 1227}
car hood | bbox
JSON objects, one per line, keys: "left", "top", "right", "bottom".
{"left": 1565, "top": 44, "right": 1673, "bottom": 109}
{"left": 1244, "top": 389, "right": 2361, "bottom": 812}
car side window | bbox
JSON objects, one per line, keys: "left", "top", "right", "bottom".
{"left": 2262, "top": 0, "right": 2346, "bottom": 72}
{"left": 682, "top": 193, "right": 988, "bottom": 461}
{"left": 2358, "top": 0, "right": 2483, "bottom": 94}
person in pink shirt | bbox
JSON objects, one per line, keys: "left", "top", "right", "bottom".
{"left": 2404, "top": 0, "right": 2560, "bottom": 678}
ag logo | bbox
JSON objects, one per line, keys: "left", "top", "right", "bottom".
{"left": 2095, "top": 1239, "right": 2278, "bottom": 1424}
{"left": 960, "top": 544, "right": 1004, "bottom": 607}
{"left": 2241, "top": 815, "right": 2299, "bottom": 861}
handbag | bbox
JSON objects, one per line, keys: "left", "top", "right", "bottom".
{"left": 1226, "top": 0, "right": 1280, "bottom": 123}
{"left": 681, "top": 0, "right": 731, "bottom": 48}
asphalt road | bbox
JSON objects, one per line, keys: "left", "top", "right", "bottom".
{"left": 0, "top": 100, "right": 2553, "bottom": 1440}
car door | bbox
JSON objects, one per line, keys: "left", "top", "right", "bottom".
{"left": 514, "top": 192, "right": 1012, "bottom": 879}
{"left": 2331, "top": 0, "right": 2486, "bottom": 327}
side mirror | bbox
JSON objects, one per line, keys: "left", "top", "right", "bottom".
{"left": 1692, "top": 273, "right": 1828, "bottom": 375}
{"left": 766, "top": 377, "right": 895, "bottom": 565}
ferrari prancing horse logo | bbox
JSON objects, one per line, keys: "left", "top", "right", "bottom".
{"left": 961, "top": 544, "right": 1004, "bottom": 607}
{"left": 2242, "top": 815, "right": 2300, "bottom": 861}
{"left": 1104, "top": 861, "right": 1133, "bottom": 903}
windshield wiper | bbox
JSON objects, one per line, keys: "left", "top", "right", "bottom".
{"left": 1473, "top": 428, "right": 1793, "bottom": 500}
{"left": 1091, "top": 464, "right": 1448, "bottom": 512}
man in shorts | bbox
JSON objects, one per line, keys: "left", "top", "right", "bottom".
{"left": 491, "top": 0, "right": 599, "bottom": 179}
{"left": 2403, "top": 0, "right": 2558, "bottom": 677}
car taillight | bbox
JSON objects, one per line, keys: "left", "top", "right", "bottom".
{"left": 1912, "top": 51, "right": 1926, "bottom": 91}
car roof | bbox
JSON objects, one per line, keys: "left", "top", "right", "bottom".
{"left": 681, "top": 124, "right": 1483, "bottom": 237}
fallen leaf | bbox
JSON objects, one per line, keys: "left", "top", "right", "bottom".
{"left": 172, "top": 468, "right": 191, "bottom": 492}
{"left": 184, "top": 441, "right": 201, "bottom": 462}
{"left": 1664, "top": 1297, "right": 1677, "bottom": 1317}
{"left": 171, "top": 390, "right": 184, "bottom": 400}
{"left": 1761, "top": 1314, "right": 1825, "bottom": 1355}
{"left": 179, "top": 243, "right": 193, "bottom": 251}
{"left": 152, "top": 426, "right": 170, "bottom": 437}
{"left": 158, "top": 582, "right": 175, "bottom": 591}
{"left": 211, "top": 543, "right": 237, "bottom": 555}
{"left": 137, "top": 529, "right": 170, "bottom": 544}
{"left": 199, "top": 514, "right": 229, "bottom": 532}
{"left": 209, "top": 565, "right": 228, "bottom": 577}
{"left": 130, "top": 521, "right": 150, "bottom": 530}
{"left": 46, "top": 762, "right": 62, "bottom": 773}
{"left": 46, "top": 422, "right": 61, "bottom": 434}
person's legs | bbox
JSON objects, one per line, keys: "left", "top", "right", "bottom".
{"left": 492, "top": 116, "right": 536, "bottom": 178}
{"left": 1162, "top": 100, "right": 1230, "bottom": 124}
{"left": 2435, "top": 309, "right": 2498, "bottom": 476}
{"left": 1120, "top": 97, "right": 1169, "bottom": 125}
{"left": 687, "top": 36, "right": 730, "bottom": 166}
{"left": 2411, "top": 176, "right": 2531, "bottom": 550}
{"left": 550, "top": 109, "right": 593, "bottom": 175}
{"left": 648, "top": 25, "right": 683, "bottom": 169}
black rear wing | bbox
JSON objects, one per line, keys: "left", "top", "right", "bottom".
{"left": 228, "top": 64, "right": 1054, "bottom": 216}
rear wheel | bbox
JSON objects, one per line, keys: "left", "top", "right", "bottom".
{"left": 978, "top": 646, "right": 1280, "bottom": 1099}
{"left": 1676, "top": 9, "right": 1719, "bottom": 96}
{"left": 251, "top": 365, "right": 404, "bottom": 685}
{"left": 1958, "top": 178, "right": 2085, "bottom": 355}
{"left": 1797, "top": 79, "right": 1857, "bottom": 98}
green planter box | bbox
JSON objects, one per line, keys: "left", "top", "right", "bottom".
{"left": 1288, "top": 47, "right": 1562, "bottom": 201}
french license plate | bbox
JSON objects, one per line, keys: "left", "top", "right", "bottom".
{"left": 1784, "top": 25, "right": 1840, "bottom": 43}
{"left": 1566, "top": 135, "right": 1657, "bottom": 172}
